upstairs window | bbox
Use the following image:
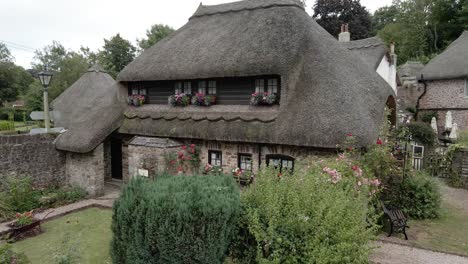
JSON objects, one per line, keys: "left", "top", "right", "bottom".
{"left": 130, "top": 83, "right": 146, "bottom": 96}
{"left": 266, "top": 154, "right": 294, "bottom": 173}
{"left": 175, "top": 81, "right": 192, "bottom": 94}
{"left": 465, "top": 79, "right": 468, "bottom": 97}
{"left": 208, "top": 81, "right": 217, "bottom": 95}
{"left": 208, "top": 150, "right": 222, "bottom": 166}
{"left": 198, "top": 81, "right": 206, "bottom": 94}
{"left": 255, "top": 79, "right": 264, "bottom": 93}
{"left": 238, "top": 154, "right": 253, "bottom": 171}
{"left": 267, "top": 79, "right": 278, "bottom": 94}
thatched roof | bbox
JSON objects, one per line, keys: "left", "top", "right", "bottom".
{"left": 399, "top": 61, "right": 424, "bottom": 78}
{"left": 341, "top": 37, "right": 388, "bottom": 70}
{"left": 51, "top": 64, "right": 127, "bottom": 153}
{"left": 118, "top": 0, "right": 394, "bottom": 149}
{"left": 420, "top": 31, "right": 468, "bottom": 81}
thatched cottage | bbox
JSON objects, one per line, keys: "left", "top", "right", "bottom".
{"left": 52, "top": 0, "right": 394, "bottom": 195}
{"left": 419, "top": 31, "right": 468, "bottom": 133}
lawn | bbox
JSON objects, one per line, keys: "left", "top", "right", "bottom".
{"left": 406, "top": 180, "right": 468, "bottom": 256}
{"left": 11, "top": 208, "right": 112, "bottom": 264}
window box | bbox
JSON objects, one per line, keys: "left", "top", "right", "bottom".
{"left": 250, "top": 92, "right": 278, "bottom": 106}
{"left": 128, "top": 94, "right": 146, "bottom": 107}
{"left": 192, "top": 93, "right": 217, "bottom": 106}
{"left": 232, "top": 167, "right": 253, "bottom": 185}
{"left": 168, "top": 93, "right": 191, "bottom": 107}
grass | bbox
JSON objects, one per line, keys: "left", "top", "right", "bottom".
{"left": 408, "top": 201, "right": 468, "bottom": 256}
{"left": 403, "top": 179, "right": 468, "bottom": 256}
{"left": 11, "top": 208, "right": 112, "bottom": 264}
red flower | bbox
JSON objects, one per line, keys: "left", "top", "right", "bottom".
{"left": 177, "top": 166, "right": 183, "bottom": 172}
{"left": 347, "top": 147, "right": 353, "bottom": 151}
{"left": 182, "top": 145, "right": 187, "bottom": 150}
{"left": 277, "top": 173, "right": 283, "bottom": 178}
{"left": 376, "top": 138, "right": 383, "bottom": 145}
{"left": 190, "top": 144, "right": 195, "bottom": 148}
{"left": 351, "top": 165, "right": 359, "bottom": 171}
{"left": 178, "top": 152, "right": 184, "bottom": 158}
{"left": 346, "top": 133, "right": 353, "bottom": 137}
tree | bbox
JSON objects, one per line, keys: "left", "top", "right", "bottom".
{"left": 0, "top": 43, "right": 13, "bottom": 63}
{"left": 137, "top": 24, "right": 175, "bottom": 50}
{"left": 312, "top": 0, "right": 372, "bottom": 40}
{"left": 99, "top": 34, "right": 136, "bottom": 77}
{"left": 372, "top": 5, "right": 399, "bottom": 34}
{"left": 0, "top": 62, "right": 34, "bottom": 106}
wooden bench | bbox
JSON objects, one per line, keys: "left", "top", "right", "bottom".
{"left": 380, "top": 201, "right": 409, "bottom": 240}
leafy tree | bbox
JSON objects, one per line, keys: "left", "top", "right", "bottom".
{"left": 0, "top": 43, "right": 13, "bottom": 63}
{"left": 0, "top": 62, "right": 34, "bottom": 106}
{"left": 372, "top": 5, "right": 399, "bottom": 34}
{"left": 137, "top": 24, "right": 175, "bottom": 50}
{"left": 312, "top": 0, "right": 372, "bottom": 40}
{"left": 99, "top": 34, "right": 136, "bottom": 77}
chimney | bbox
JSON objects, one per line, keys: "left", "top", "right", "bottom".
{"left": 338, "top": 24, "right": 350, "bottom": 42}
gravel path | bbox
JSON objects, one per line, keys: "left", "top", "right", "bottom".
{"left": 371, "top": 241, "right": 468, "bottom": 264}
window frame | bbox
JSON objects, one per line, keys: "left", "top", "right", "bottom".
{"left": 175, "top": 81, "right": 183, "bottom": 95}
{"left": 266, "top": 154, "right": 294, "bottom": 173}
{"left": 465, "top": 79, "right": 468, "bottom": 98}
{"left": 255, "top": 79, "right": 265, "bottom": 93}
{"left": 208, "top": 150, "right": 222, "bottom": 167}
{"left": 267, "top": 79, "right": 278, "bottom": 94}
{"left": 238, "top": 153, "right": 253, "bottom": 171}
{"left": 208, "top": 80, "right": 217, "bottom": 95}
{"left": 198, "top": 81, "right": 207, "bottom": 94}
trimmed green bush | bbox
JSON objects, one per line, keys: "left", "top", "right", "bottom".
{"left": 399, "top": 172, "right": 441, "bottom": 219}
{"left": 407, "top": 122, "right": 436, "bottom": 146}
{"left": 111, "top": 175, "right": 241, "bottom": 264}
{"left": 230, "top": 166, "right": 378, "bottom": 263}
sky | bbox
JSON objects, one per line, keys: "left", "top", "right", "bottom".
{"left": 1, "top": 0, "right": 392, "bottom": 69}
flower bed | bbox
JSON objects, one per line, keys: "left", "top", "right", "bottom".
{"left": 250, "top": 92, "right": 278, "bottom": 106}
{"left": 127, "top": 95, "right": 145, "bottom": 107}
{"left": 168, "top": 93, "right": 191, "bottom": 107}
{"left": 191, "top": 93, "right": 217, "bottom": 106}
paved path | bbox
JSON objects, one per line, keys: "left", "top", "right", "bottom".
{"left": 371, "top": 241, "right": 468, "bottom": 264}
{"left": 0, "top": 184, "right": 119, "bottom": 236}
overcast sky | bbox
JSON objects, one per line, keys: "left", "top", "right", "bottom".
{"left": 2, "top": 0, "right": 392, "bottom": 69}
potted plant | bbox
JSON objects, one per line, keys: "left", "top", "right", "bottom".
{"left": 192, "top": 93, "right": 217, "bottom": 106}
{"left": 128, "top": 95, "right": 146, "bottom": 107}
{"left": 250, "top": 92, "right": 278, "bottom": 106}
{"left": 168, "top": 93, "right": 191, "bottom": 107}
{"left": 7, "top": 211, "right": 42, "bottom": 240}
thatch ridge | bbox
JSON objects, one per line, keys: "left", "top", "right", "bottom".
{"left": 118, "top": 0, "right": 394, "bottom": 149}
{"left": 420, "top": 31, "right": 468, "bottom": 81}
{"left": 342, "top": 37, "right": 388, "bottom": 70}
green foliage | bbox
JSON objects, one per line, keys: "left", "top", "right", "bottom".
{"left": 455, "top": 130, "right": 468, "bottom": 147}
{"left": 0, "top": 120, "right": 14, "bottom": 131}
{"left": 372, "top": 5, "right": 399, "bottom": 34}
{"left": 313, "top": 0, "right": 372, "bottom": 40}
{"left": 0, "top": 177, "right": 41, "bottom": 213}
{"left": 0, "top": 62, "right": 34, "bottom": 105}
{"left": 231, "top": 165, "right": 378, "bottom": 263}
{"left": 419, "top": 111, "right": 437, "bottom": 123}
{"left": 99, "top": 34, "right": 136, "bottom": 78}
{"left": 111, "top": 175, "right": 241, "bottom": 264}
{"left": 0, "top": 43, "right": 14, "bottom": 63}
{"left": 0, "top": 192, "right": 13, "bottom": 222}
{"left": 406, "top": 122, "right": 436, "bottom": 146}
{"left": 0, "top": 244, "right": 30, "bottom": 264}
{"left": 399, "top": 172, "right": 441, "bottom": 219}
{"left": 137, "top": 24, "right": 175, "bottom": 50}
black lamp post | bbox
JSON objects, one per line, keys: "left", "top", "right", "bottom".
{"left": 37, "top": 66, "right": 53, "bottom": 132}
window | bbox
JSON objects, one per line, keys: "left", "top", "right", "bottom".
{"left": 130, "top": 84, "right": 146, "bottom": 96}
{"left": 267, "top": 79, "right": 278, "bottom": 94}
{"left": 255, "top": 79, "right": 264, "bottom": 93}
{"left": 184, "top": 82, "right": 192, "bottom": 94}
{"left": 198, "top": 81, "right": 206, "bottom": 94}
{"left": 175, "top": 82, "right": 183, "bottom": 94}
{"left": 208, "top": 81, "right": 217, "bottom": 95}
{"left": 208, "top": 150, "right": 222, "bottom": 166}
{"left": 238, "top": 154, "right": 253, "bottom": 171}
{"left": 131, "top": 88, "right": 139, "bottom": 95}
{"left": 266, "top": 154, "right": 294, "bottom": 173}
{"left": 465, "top": 79, "right": 468, "bottom": 97}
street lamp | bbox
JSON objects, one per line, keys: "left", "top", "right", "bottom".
{"left": 37, "top": 66, "right": 53, "bottom": 132}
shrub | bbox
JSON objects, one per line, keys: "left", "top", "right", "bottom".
{"left": 419, "top": 111, "right": 437, "bottom": 123}
{"left": 111, "top": 175, "right": 241, "bottom": 264}
{"left": 0, "top": 244, "right": 30, "bottom": 264}
{"left": 406, "top": 122, "right": 436, "bottom": 146}
{"left": 230, "top": 164, "right": 378, "bottom": 263}
{"left": 0, "top": 177, "right": 40, "bottom": 213}
{"left": 398, "top": 172, "right": 441, "bottom": 219}
{"left": 0, "top": 193, "right": 13, "bottom": 222}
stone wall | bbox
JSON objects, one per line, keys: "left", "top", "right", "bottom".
{"left": 125, "top": 136, "right": 333, "bottom": 179}
{"left": 0, "top": 134, "right": 66, "bottom": 187}
{"left": 451, "top": 148, "right": 468, "bottom": 188}
{"left": 66, "top": 142, "right": 110, "bottom": 197}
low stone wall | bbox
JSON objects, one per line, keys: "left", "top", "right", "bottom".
{"left": 0, "top": 134, "right": 66, "bottom": 187}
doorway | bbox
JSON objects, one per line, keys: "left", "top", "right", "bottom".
{"left": 110, "top": 137, "right": 123, "bottom": 180}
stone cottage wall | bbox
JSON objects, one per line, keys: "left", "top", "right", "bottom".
{"left": 450, "top": 148, "right": 468, "bottom": 189}
{"left": 0, "top": 134, "right": 66, "bottom": 187}
{"left": 419, "top": 79, "right": 468, "bottom": 131}
{"left": 66, "top": 142, "right": 111, "bottom": 197}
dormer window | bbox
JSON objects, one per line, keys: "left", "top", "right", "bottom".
{"left": 267, "top": 79, "right": 278, "bottom": 94}
{"left": 255, "top": 79, "right": 264, "bottom": 93}
{"left": 198, "top": 80, "right": 217, "bottom": 95}
{"left": 198, "top": 81, "right": 206, "bottom": 94}
{"left": 208, "top": 81, "right": 217, "bottom": 95}
{"left": 175, "top": 81, "right": 192, "bottom": 94}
